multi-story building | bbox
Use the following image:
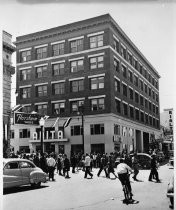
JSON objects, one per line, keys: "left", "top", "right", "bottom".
{"left": 11, "top": 14, "right": 161, "bottom": 156}
{"left": 3, "top": 31, "right": 16, "bottom": 157}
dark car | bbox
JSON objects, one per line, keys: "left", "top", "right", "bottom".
{"left": 135, "top": 153, "right": 152, "bottom": 169}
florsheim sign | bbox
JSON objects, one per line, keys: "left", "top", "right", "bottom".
{"left": 14, "top": 112, "right": 40, "bottom": 125}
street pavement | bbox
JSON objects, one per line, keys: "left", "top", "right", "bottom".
{"left": 3, "top": 163, "right": 174, "bottom": 210}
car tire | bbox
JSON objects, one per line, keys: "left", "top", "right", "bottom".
{"left": 31, "top": 181, "right": 41, "bottom": 188}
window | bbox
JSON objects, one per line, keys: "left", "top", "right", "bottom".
{"left": 115, "top": 99, "right": 121, "bottom": 113}
{"left": 90, "top": 56, "right": 104, "bottom": 69}
{"left": 52, "top": 63, "right": 64, "bottom": 76}
{"left": 70, "top": 39, "right": 83, "bottom": 53}
{"left": 135, "top": 92, "right": 139, "bottom": 103}
{"left": 145, "top": 99, "right": 148, "bottom": 108}
{"left": 4, "top": 162, "right": 19, "bottom": 169}
{"left": 52, "top": 102, "right": 65, "bottom": 115}
{"left": 90, "top": 124, "right": 104, "bottom": 135}
{"left": 128, "top": 70, "right": 133, "bottom": 83}
{"left": 120, "top": 44, "right": 126, "bottom": 59}
{"left": 36, "top": 47, "right": 47, "bottom": 59}
{"left": 123, "top": 84, "right": 127, "bottom": 97}
{"left": 20, "top": 69, "right": 31, "bottom": 81}
{"left": 123, "top": 103, "right": 128, "bottom": 116}
{"left": 114, "top": 124, "right": 120, "bottom": 135}
{"left": 20, "top": 50, "right": 31, "bottom": 62}
{"left": 148, "top": 87, "right": 151, "bottom": 97}
{"left": 90, "top": 35, "right": 103, "bottom": 48}
{"left": 113, "top": 39, "right": 120, "bottom": 53}
{"left": 144, "top": 69, "right": 147, "bottom": 79}
{"left": 144, "top": 84, "right": 148, "bottom": 94}
{"left": 140, "top": 95, "right": 144, "bottom": 106}
{"left": 148, "top": 74, "right": 151, "bottom": 83}
{"left": 115, "top": 79, "right": 120, "bottom": 92}
{"left": 134, "top": 59, "right": 138, "bottom": 70}
{"left": 36, "top": 85, "right": 47, "bottom": 97}
{"left": 130, "top": 106, "right": 134, "bottom": 118}
{"left": 169, "top": 111, "right": 172, "bottom": 115}
{"left": 134, "top": 75, "right": 138, "bottom": 87}
{"left": 70, "top": 100, "right": 84, "bottom": 112}
{"left": 71, "top": 60, "right": 84, "bottom": 72}
{"left": 122, "top": 64, "right": 127, "bottom": 78}
{"left": 135, "top": 109, "right": 139, "bottom": 120}
{"left": 152, "top": 77, "right": 155, "bottom": 86}
{"left": 22, "top": 106, "right": 31, "bottom": 113}
{"left": 20, "top": 161, "right": 35, "bottom": 168}
{"left": 155, "top": 80, "right": 158, "bottom": 89}
{"left": 149, "top": 101, "right": 152, "bottom": 111}
{"left": 129, "top": 88, "right": 133, "bottom": 100}
{"left": 156, "top": 106, "right": 159, "bottom": 115}
{"left": 10, "top": 130, "right": 14, "bottom": 139}
{"left": 153, "top": 104, "right": 155, "bottom": 114}
{"left": 52, "top": 43, "right": 64, "bottom": 56}
{"left": 114, "top": 59, "right": 120, "bottom": 72}
{"left": 145, "top": 114, "right": 149, "bottom": 124}
{"left": 127, "top": 52, "right": 133, "bottom": 65}
{"left": 156, "top": 94, "right": 159, "bottom": 102}
{"left": 53, "top": 83, "right": 65, "bottom": 95}
{"left": 20, "top": 87, "right": 31, "bottom": 99}
{"left": 140, "top": 80, "right": 143, "bottom": 91}
{"left": 152, "top": 90, "right": 155, "bottom": 100}
{"left": 139, "top": 64, "right": 143, "bottom": 75}
{"left": 153, "top": 118, "right": 156, "bottom": 127}
{"left": 36, "top": 66, "right": 47, "bottom": 78}
{"left": 71, "top": 125, "right": 83, "bottom": 136}
{"left": 91, "top": 98, "right": 105, "bottom": 111}
{"left": 71, "top": 80, "right": 84, "bottom": 92}
{"left": 19, "top": 129, "right": 30, "bottom": 138}
{"left": 36, "top": 104, "right": 47, "bottom": 115}
{"left": 141, "top": 112, "right": 144, "bottom": 122}
{"left": 91, "top": 77, "right": 104, "bottom": 90}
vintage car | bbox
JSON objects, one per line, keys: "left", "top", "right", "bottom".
{"left": 3, "top": 158, "right": 47, "bottom": 189}
{"left": 135, "top": 153, "right": 152, "bottom": 169}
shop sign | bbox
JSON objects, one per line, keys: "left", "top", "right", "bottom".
{"left": 14, "top": 112, "right": 40, "bottom": 125}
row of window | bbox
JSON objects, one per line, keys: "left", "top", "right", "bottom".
{"left": 19, "top": 55, "right": 104, "bottom": 81}
{"left": 114, "top": 59, "right": 159, "bottom": 102}
{"left": 115, "top": 99, "right": 159, "bottom": 128}
{"left": 19, "top": 34, "right": 103, "bottom": 62}
{"left": 113, "top": 36, "right": 159, "bottom": 90}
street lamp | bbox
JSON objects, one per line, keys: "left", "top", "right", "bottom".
{"left": 77, "top": 111, "right": 84, "bottom": 154}
{"left": 39, "top": 117, "right": 45, "bottom": 157}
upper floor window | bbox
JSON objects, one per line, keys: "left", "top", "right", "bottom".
{"left": 129, "top": 88, "right": 133, "bottom": 100}
{"left": 10, "top": 130, "right": 15, "bottom": 139}
{"left": 139, "top": 64, "right": 143, "bottom": 75}
{"left": 128, "top": 70, "right": 133, "bottom": 83}
{"left": 115, "top": 99, "right": 121, "bottom": 113}
{"left": 145, "top": 99, "right": 148, "bottom": 108}
{"left": 113, "top": 39, "right": 120, "bottom": 53}
{"left": 141, "top": 112, "right": 144, "bottom": 122}
{"left": 145, "top": 114, "right": 149, "bottom": 124}
{"left": 52, "top": 83, "right": 65, "bottom": 95}
{"left": 156, "top": 94, "right": 159, "bottom": 102}
{"left": 36, "top": 104, "right": 47, "bottom": 115}
{"left": 70, "top": 59, "right": 84, "bottom": 72}
{"left": 36, "top": 66, "right": 47, "bottom": 78}
{"left": 71, "top": 125, "right": 83, "bottom": 136}
{"left": 135, "top": 92, "right": 139, "bottom": 103}
{"left": 52, "top": 102, "right": 65, "bottom": 115}
{"left": 129, "top": 106, "right": 134, "bottom": 118}
{"left": 20, "top": 87, "right": 31, "bottom": 99}
{"left": 120, "top": 44, "right": 126, "bottom": 59}
{"left": 90, "top": 124, "right": 104, "bottom": 135}
{"left": 70, "top": 39, "right": 83, "bottom": 53}
{"left": 123, "top": 103, "right": 128, "bottom": 116}
{"left": 36, "top": 47, "right": 47, "bottom": 59}
{"left": 90, "top": 35, "right": 103, "bottom": 49}
{"left": 115, "top": 79, "right": 120, "bottom": 93}
{"left": 148, "top": 87, "right": 151, "bottom": 97}
{"left": 20, "top": 69, "right": 31, "bottom": 81}
{"left": 127, "top": 52, "right": 133, "bottom": 66}
{"left": 152, "top": 90, "right": 155, "bottom": 100}
{"left": 135, "top": 109, "right": 139, "bottom": 120}
{"left": 140, "top": 80, "right": 143, "bottom": 91}
{"left": 134, "top": 75, "right": 138, "bottom": 87}
{"left": 19, "top": 129, "right": 30, "bottom": 138}
{"left": 144, "top": 69, "right": 147, "bottom": 79}
{"left": 52, "top": 43, "right": 64, "bottom": 56}
{"left": 134, "top": 58, "right": 138, "bottom": 70}
{"left": 36, "top": 85, "right": 47, "bottom": 97}
{"left": 70, "top": 100, "right": 84, "bottom": 113}
{"left": 148, "top": 74, "right": 151, "bottom": 83}
{"left": 122, "top": 64, "right": 127, "bottom": 78}
{"left": 70, "top": 80, "right": 84, "bottom": 92}
{"left": 144, "top": 83, "right": 148, "bottom": 94}
{"left": 91, "top": 98, "right": 105, "bottom": 111}
{"left": 91, "top": 77, "right": 104, "bottom": 90}
{"left": 140, "top": 95, "right": 144, "bottom": 106}
{"left": 114, "top": 124, "right": 120, "bottom": 135}
{"left": 114, "top": 59, "right": 120, "bottom": 72}
{"left": 20, "top": 50, "right": 31, "bottom": 62}
{"left": 123, "top": 84, "right": 127, "bottom": 97}
{"left": 90, "top": 56, "right": 104, "bottom": 69}
{"left": 52, "top": 63, "right": 65, "bottom": 76}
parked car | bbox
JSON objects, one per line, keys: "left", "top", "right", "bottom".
{"left": 135, "top": 153, "right": 152, "bottom": 169}
{"left": 3, "top": 158, "right": 47, "bottom": 189}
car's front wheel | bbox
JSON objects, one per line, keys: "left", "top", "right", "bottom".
{"left": 31, "top": 181, "right": 41, "bottom": 188}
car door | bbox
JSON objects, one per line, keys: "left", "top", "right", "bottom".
{"left": 19, "top": 161, "right": 35, "bottom": 185}
{"left": 3, "top": 161, "right": 23, "bottom": 188}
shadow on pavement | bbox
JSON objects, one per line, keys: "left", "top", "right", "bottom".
{"left": 122, "top": 199, "right": 139, "bottom": 205}
{"left": 3, "top": 185, "right": 49, "bottom": 195}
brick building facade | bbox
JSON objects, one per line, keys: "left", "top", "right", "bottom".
{"left": 11, "top": 14, "right": 161, "bottom": 156}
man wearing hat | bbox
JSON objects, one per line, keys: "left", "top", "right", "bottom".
{"left": 148, "top": 153, "right": 160, "bottom": 182}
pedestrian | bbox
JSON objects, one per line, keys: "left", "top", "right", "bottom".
{"left": 84, "top": 153, "right": 93, "bottom": 179}
{"left": 63, "top": 154, "right": 71, "bottom": 178}
{"left": 70, "top": 153, "right": 77, "bottom": 173}
{"left": 47, "top": 153, "right": 56, "bottom": 181}
{"left": 107, "top": 155, "right": 117, "bottom": 179}
{"left": 97, "top": 154, "right": 108, "bottom": 177}
{"left": 57, "top": 154, "right": 63, "bottom": 175}
{"left": 40, "top": 154, "right": 48, "bottom": 173}
{"left": 132, "top": 153, "right": 139, "bottom": 181}
{"left": 93, "top": 152, "right": 97, "bottom": 168}
{"left": 148, "top": 154, "right": 160, "bottom": 182}
{"left": 33, "top": 153, "right": 40, "bottom": 167}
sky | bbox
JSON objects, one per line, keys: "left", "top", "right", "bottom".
{"left": 1, "top": 0, "right": 176, "bottom": 113}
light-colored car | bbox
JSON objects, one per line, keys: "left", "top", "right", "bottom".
{"left": 3, "top": 158, "right": 47, "bottom": 189}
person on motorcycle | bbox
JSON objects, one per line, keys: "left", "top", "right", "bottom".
{"left": 117, "top": 158, "right": 134, "bottom": 198}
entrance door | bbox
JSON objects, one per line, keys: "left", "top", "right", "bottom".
{"left": 71, "top": 144, "right": 83, "bottom": 155}
{"left": 143, "top": 132, "right": 149, "bottom": 153}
